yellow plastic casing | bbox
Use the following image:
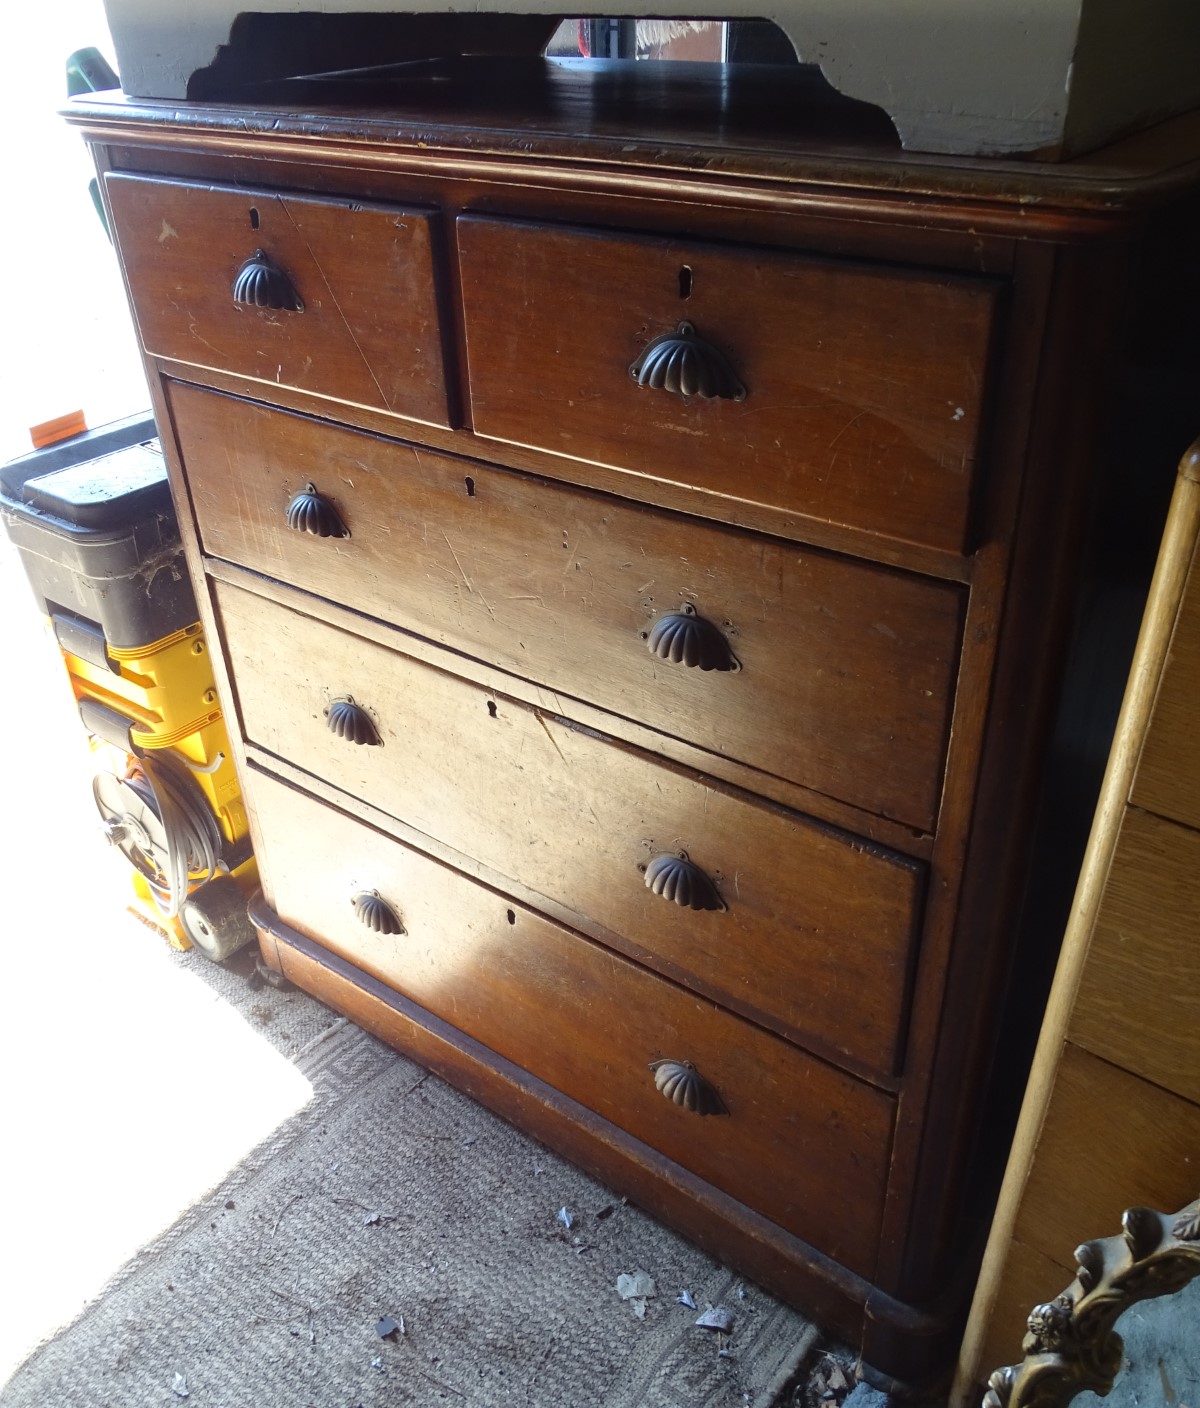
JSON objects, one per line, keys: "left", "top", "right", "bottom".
{"left": 59, "top": 620, "right": 255, "bottom": 947}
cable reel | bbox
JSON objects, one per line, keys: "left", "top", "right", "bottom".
{"left": 92, "top": 750, "right": 248, "bottom": 959}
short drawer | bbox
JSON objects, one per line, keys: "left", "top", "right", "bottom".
{"left": 458, "top": 217, "right": 999, "bottom": 555}
{"left": 215, "top": 580, "right": 925, "bottom": 1078}
{"left": 248, "top": 765, "right": 894, "bottom": 1277}
{"left": 173, "top": 382, "right": 962, "bottom": 830}
{"left": 105, "top": 174, "right": 450, "bottom": 426}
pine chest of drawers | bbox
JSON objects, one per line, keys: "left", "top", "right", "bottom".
{"left": 70, "top": 61, "right": 1200, "bottom": 1390}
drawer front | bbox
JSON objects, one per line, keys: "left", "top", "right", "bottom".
{"left": 249, "top": 765, "right": 894, "bottom": 1277}
{"left": 174, "top": 382, "right": 962, "bottom": 830}
{"left": 105, "top": 174, "right": 450, "bottom": 426}
{"left": 458, "top": 217, "right": 998, "bottom": 554}
{"left": 216, "top": 581, "right": 925, "bottom": 1077}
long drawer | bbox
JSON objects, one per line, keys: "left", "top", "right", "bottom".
{"left": 214, "top": 578, "right": 925, "bottom": 1077}
{"left": 248, "top": 764, "right": 895, "bottom": 1278}
{"left": 458, "top": 216, "right": 999, "bottom": 555}
{"left": 105, "top": 174, "right": 451, "bottom": 427}
{"left": 175, "top": 382, "right": 962, "bottom": 830}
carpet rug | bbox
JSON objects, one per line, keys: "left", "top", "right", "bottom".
{"left": 2, "top": 1009, "right": 819, "bottom": 1408}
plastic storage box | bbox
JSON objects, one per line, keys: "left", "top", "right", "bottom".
{"left": 0, "top": 419, "right": 194, "bottom": 650}
{"left": 1, "top": 416, "right": 256, "bottom": 960}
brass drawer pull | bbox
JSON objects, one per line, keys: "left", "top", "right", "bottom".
{"left": 325, "top": 696, "right": 381, "bottom": 746}
{"left": 232, "top": 249, "right": 304, "bottom": 312}
{"left": 644, "top": 852, "right": 726, "bottom": 911}
{"left": 649, "top": 1059, "right": 727, "bottom": 1115}
{"left": 285, "top": 483, "right": 349, "bottom": 539}
{"left": 352, "top": 889, "right": 404, "bottom": 935}
{"left": 629, "top": 320, "right": 745, "bottom": 401}
{"left": 645, "top": 603, "right": 739, "bottom": 672}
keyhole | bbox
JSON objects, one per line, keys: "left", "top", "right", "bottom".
{"left": 249, "top": 207, "right": 260, "bottom": 230}
{"left": 464, "top": 476, "right": 475, "bottom": 497}
{"left": 678, "top": 266, "right": 693, "bottom": 299}
{"left": 486, "top": 700, "right": 497, "bottom": 718}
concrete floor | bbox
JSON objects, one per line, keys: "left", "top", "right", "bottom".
{"left": 0, "top": 7, "right": 321, "bottom": 1380}
{"left": 0, "top": 542, "right": 320, "bottom": 1383}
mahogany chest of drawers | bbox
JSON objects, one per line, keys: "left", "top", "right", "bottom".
{"left": 69, "top": 62, "right": 1200, "bottom": 1389}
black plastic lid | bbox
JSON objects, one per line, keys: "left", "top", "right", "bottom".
{"left": 0, "top": 412, "right": 156, "bottom": 496}
{"left": 20, "top": 442, "right": 172, "bottom": 530}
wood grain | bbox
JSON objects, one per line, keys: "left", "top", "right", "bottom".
{"left": 977, "top": 1238, "right": 1074, "bottom": 1381}
{"left": 458, "top": 216, "right": 998, "bottom": 554}
{"left": 1069, "top": 807, "right": 1200, "bottom": 1104}
{"left": 76, "top": 83, "right": 1200, "bottom": 1396}
{"left": 172, "top": 381, "right": 963, "bottom": 830}
{"left": 1010, "top": 1045, "right": 1200, "bottom": 1280}
{"left": 248, "top": 765, "right": 895, "bottom": 1277}
{"left": 952, "top": 458, "right": 1200, "bottom": 1407}
{"left": 68, "top": 66, "right": 1200, "bottom": 243}
{"left": 213, "top": 577, "right": 925, "bottom": 1078}
{"left": 206, "top": 552, "right": 937, "bottom": 859}
{"left": 105, "top": 174, "right": 451, "bottom": 427}
{"left": 1131, "top": 546, "right": 1200, "bottom": 829}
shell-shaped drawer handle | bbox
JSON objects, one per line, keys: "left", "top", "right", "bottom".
{"left": 644, "top": 852, "right": 726, "bottom": 912}
{"left": 232, "top": 249, "right": 304, "bottom": 312}
{"left": 325, "top": 697, "right": 381, "bottom": 746}
{"left": 629, "top": 321, "right": 745, "bottom": 401}
{"left": 286, "top": 483, "right": 349, "bottom": 539}
{"left": 649, "top": 1059, "right": 727, "bottom": 1116}
{"left": 646, "top": 603, "right": 739, "bottom": 672}
{"left": 352, "top": 890, "right": 405, "bottom": 935}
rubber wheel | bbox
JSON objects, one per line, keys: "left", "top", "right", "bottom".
{"left": 178, "top": 874, "right": 254, "bottom": 963}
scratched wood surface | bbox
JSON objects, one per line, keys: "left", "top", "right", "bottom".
{"left": 105, "top": 174, "right": 451, "bottom": 427}
{"left": 248, "top": 765, "right": 895, "bottom": 1278}
{"left": 215, "top": 577, "right": 925, "bottom": 1079}
{"left": 174, "top": 381, "right": 964, "bottom": 831}
{"left": 458, "top": 215, "right": 999, "bottom": 555}
{"left": 78, "top": 84, "right": 1200, "bottom": 1392}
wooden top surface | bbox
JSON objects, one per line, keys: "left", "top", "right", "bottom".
{"left": 65, "top": 58, "right": 1200, "bottom": 238}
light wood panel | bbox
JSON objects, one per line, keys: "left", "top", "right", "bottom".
{"left": 979, "top": 1238, "right": 1073, "bottom": 1380}
{"left": 954, "top": 456, "right": 1200, "bottom": 1406}
{"left": 1070, "top": 807, "right": 1200, "bottom": 1104}
{"left": 1013, "top": 1044, "right": 1200, "bottom": 1277}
